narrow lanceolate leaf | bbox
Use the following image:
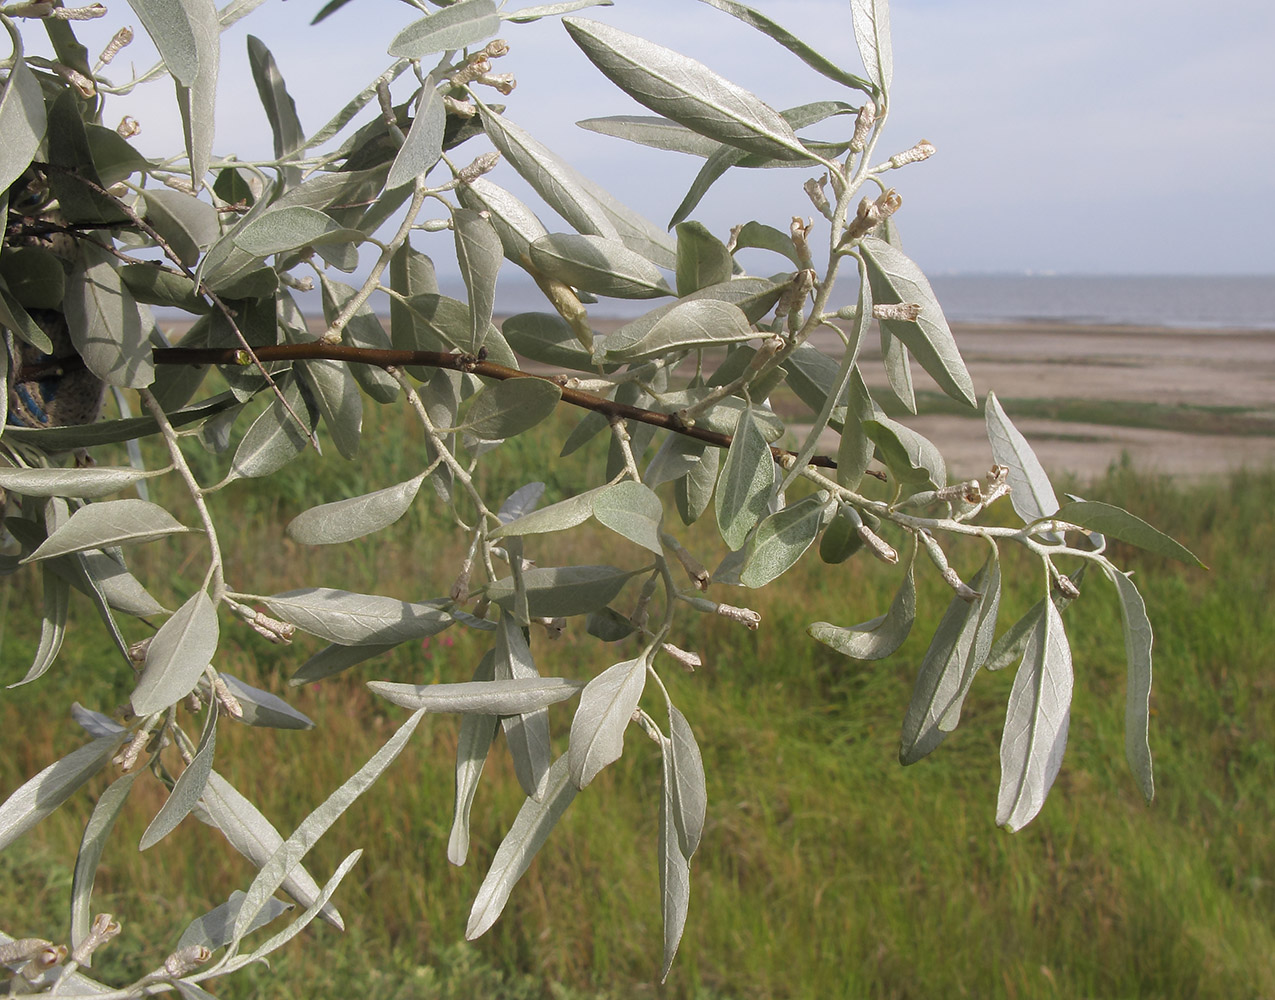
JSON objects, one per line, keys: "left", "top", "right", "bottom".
{"left": 140, "top": 707, "right": 217, "bottom": 849}
{"left": 387, "top": 82, "right": 445, "bottom": 190}
{"left": 467, "top": 753, "right": 578, "bottom": 939}
{"left": 495, "top": 615, "right": 551, "bottom": 800}
{"left": 286, "top": 473, "right": 425, "bottom": 545}
{"left": 219, "top": 674, "right": 315, "bottom": 730}
{"left": 453, "top": 208, "right": 503, "bottom": 353}
{"left": 143, "top": 190, "right": 219, "bottom": 270}
{"left": 262, "top": 588, "right": 454, "bottom": 646}
{"left": 997, "top": 601, "right": 1074, "bottom": 832}
{"left": 808, "top": 546, "right": 916, "bottom": 660}
{"left": 387, "top": 0, "right": 499, "bottom": 59}
{"left": 234, "top": 206, "right": 363, "bottom": 257}
{"left": 10, "top": 571, "right": 68, "bottom": 688}
{"left": 850, "top": 0, "right": 893, "bottom": 92}
{"left": 369, "top": 677, "right": 584, "bottom": 715}
{"left": 491, "top": 485, "right": 604, "bottom": 540}
{"left": 667, "top": 706, "right": 706, "bottom": 859}
{"left": 1051, "top": 500, "right": 1204, "bottom": 568}
{"left": 984, "top": 566, "right": 1085, "bottom": 672}
{"left": 659, "top": 738, "right": 692, "bottom": 983}
{"left": 503, "top": 0, "right": 614, "bottom": 22}
{"left": 125, "top": 0, "right": 199, "bottom": 84}
{"left": 1101, "top": 564, "right": 1155, "bottom": 803}
{"left": 70, "top": 772, "right": 137, "bottom": 950}
{"left": 605, "top": 298, "right": 755, "bottom": 361}
{"left": 64, "top": 247, "right": 156, "bottom": 389}
{"left": 569, "top": 656, "right": 647, "bottom": 788}
{"left": 131, "top": 591, "right": 218, "bottom": 716}
{"left": 232, "top": 710, "right": 426, "bottom": 944}
{"left": 22, "top": 499, "right": 193, "bottom": 564}
{"left": 229, "top": 378, "right": 318, "bottom": 481}
{"left": 449, "top": 653, "right": 499, "bottom": 866}
{"left": 862, "top": 416, "right": 946, "bottom": 492}
{"left": 297, "top": 359, "right": 362, "bottom": 460}
{"left": 529, "top": 234, "right": 672, "bottom": 300}
{"left": 715, "top": 403, "right": 775, "bottom": 550}
{"left": 593, "top": 481, "right": 663, "bottom": 554}
{"left": 675, "top": 221, "right": 733, "bottom": 296}
{"left": 197, "top": 771, "right": 343, "bottom": 929}
{"left": 487, "top": 565, "right": 641, "bottom": 619}
{"left": 939, "top": 550, "right": 1002, "bottom": 732}
{"left": 174, "top": 0, "right": 220, "bottom": 187}
{"left": 985, "top": 390, "right": 1060, "bottom": 527}
{"left": 0, "top": 40, "right": 48, "bottom": 196}
{"left": 563, "top": 18, "right": 812, "bottom": 162}
{"left": 577, "top": 115, "right": 721, "bottom": 157}
{"left": 859, "top": 236, "right": 974, "bottom": 406}
{"left": 696, "top": 0, "right": 873, "bottom": 93}
{"left": 0, "top": 733, "right": 126, "bottom": 851}
{"left": 456, "top": 378, "right": 562, "bottom": 440}
{"left": 176, "top": 892, "right": 290, "bottom": 953}
{"left": 458, "top": 178, "right": 550, "bottom": 267}
{"left": 740, "top": 495, "right": 824, "bottom": 588}
{"left": 476, "top": 102, "right": 619, "bottom": 240}
{"left": 242, "top": 848, "right": 361, "bottom": 963}
{"left": 247, "top": 34, "right": 304, "bottom": 186}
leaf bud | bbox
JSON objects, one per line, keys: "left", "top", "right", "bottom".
{"left": 127, "top": 637, "right": 151, "bottom": 665}
{"left": 99, "top": 26, "right": 133, "bottom": 65}
{"left": 457, "top": 151, "right": 501, "bottom": 184}
{"left": 715, "top": 602, "right": 761, "bottom": 630}
{"left": 476, "top": 72, "right": 516, "bottom": 95}
{"left": 212, "top": 674, "right": 243, "bottom": 719}
{"left": 919, "top": 530, "right": 980, "bottom": 602}
{"left": 484, "top": 39, "right": 510, "bottom": 59}
{"left": 660, "top": 642, "right": 702, "bottom": 672}
{"left": 843, "top": 196, "right": 883, "bottom": 242}
{"left": 872, "top": 302, "right": 921, "bottom": 322}
{"left": 850, "top": 99, "right": 876, "bottom": 152}
{"left": 888, "top": 139, "right": 936, "bottom": 169}
{"left": 857, "top": 524, "right": 898, "bottom": 564}
{"left": 803, "top": 175, "right": 831, "bottom": 219}
{"left": 19, "top": 943, "right": 66, "bottom": 981}
{"left": 116, "top": 116, "right": 141, "bottom": 139}
{"left": 53, "top": 63, "right": 96, "bottom": 98}
{"left": 70, "top": 913, "right": 121, "bottom": 967}
{"left": 444, "top": 95, "right": 477, "bottom": 118}
{"left": 790, "top": 216, "right": 814, "bottom": 268}
{"left": 534, "top": 616, "right": 566, "bottom": 640}
{"left": 0, "top": 939, "right": 54, "bottom": 965}
{"left": 52, "top": 3, "right": 107, "bottom": 18}
{"left": 162, "top": 945, "right": 212, "bottom": 978}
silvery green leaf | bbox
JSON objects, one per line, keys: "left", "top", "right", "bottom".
{"left": 808, "top": 546, "right": 916, "bottom": 660}
{"left": 131, "top": 591, "right": 218, "bottom": 716}
{"left": 996, "top": 600, "right": 1073, "bottom": 831}
{"left": 607, "top": 298, "right": 754, "bottom": 362}
{"left": 387, "top": 82, "right": 445, "bottom": 189}
{"left": 819, "top": 503, "right": 864, "bottom": 564}
{"left": 493, "top": 482, "right": 542, "bottom": 523}
{"left": 458, "top": 178, "right": 550, "bottom": 268}
{"left": 495, "top": 615, "right": 551, "bottom": 800}
{"left": 739, "top": 495, "right": 824, "bottom": 588}
{"left": 850, "top": 0, "right": 893, "bottom": 91}
{"left": 455, "top": 377, "right": 562, "bottom": 439}
{"left": 732, "top": 220, "right": 801, "bottom": 267}
{"left": 319, "top": 278, "right": 399, "bottom": 403}
{"left": 387, "top": 0, "right": 499, "bottom": 58}
{"left": 454, "top": 208, "right": 503, "bottom": 353}
{"left": 70, "top": 771, "right": 137, "bottom": 950}
{"left": 569, "top": 655, "right": 646, "bottom": 788}
{"left": 467, "top": 753, "right": 577, "bottom": 939}
{"left": 0, "top": 36, "right": 46, "bottom": 196}
{"left": 675, "top": 444, "right": 717, "bottom": 525}
{"left": 1100, "top": 564, "right": 1155, "bottom": 803}
{"left": 939, "top": 548, "right": 1002, "bottom": 732}
{"left": 862, "top": 416, "right": 946, "bottom": 491}
{"left": 229, "top": 378, "right": 319, "bottom": 481}
{"left": 501, "top": 312, "right": 600, "bottom": 372}
{"left": 593, "top": 481, "right": 663, "bottom": 554}
{"left": 697, "top": 0, "right": 873, "bottom": 92}
{"left": 571, "top": 170, "right": 678, "bottom": 270}
{"left": 22, "top": 499, "right": 194, "bottom": 564}
{"left": 675, "top": 221, "right": 733, "bottom": 296}
{"left": 220, "top": 674, "right": 315, "bottom": 730}
{"left": 231, "top": 710, "right": 425, "bottom": 942}
{"left": 297, "top": 359, "right": 362, "bottom": 460}
{"left": 71, "top": 703, "right": 125, "bottom": 738}
{"left": 491, "top": 485, "right": 603, "bottom": 540}
{"left": 503, "top": 0, "right": 613, "bottom": 22}
{"left": 585, "top": 606, "right": 636, "bottom": 643}
{"left": 577, "top": 115, "right": 720, "bottom": 157}
{"left": 82, "top": 546, "right": 167, "bottom": 616}
{"left": 246, "top": 34, "right": 304, "bottom": 186}
{"left": 985, "top": 390, "right": 1060, "bottom": 531}
{"left": 197, "top": 771, "right": 343, "bottom": 929}
{"left": 286, "top": 473, "right": 425, "bottom": 546}
{"left": 880, "top": 325, "right": 915, "bottom": 413}
{"left": 668, "top": 706, "right": 706, "bottom": 859}
{"left": 449, "top": 652, "right": 499, "bottom": 865}
{"left": 658, "top": 737, "right": 691, "bottom": 983}
{"left": 262, "top": 588, "right": 454, "bottom": 646}
{"left": 174, "top": 0, "right": 220, "bottom": 187}
{"left": 64, "top": 247, "right": 156, "bottom": 389}
{"left": 0, "top": 732, "right": 125, "bottom": 851}
{"left": 143, "top": 189, "right": 218, "bottom": 269}
{"left": 476, "top": 102, "right": 620, "bottom": 239}
{"left": 289, "top": 641, "right": 396, "bottom": 686}
{"left": 899, "top": 560, "right": 995, "bottom": 765}
{"left": 837, "top": 366, "right": 877, "bottom": 491}
{"left": 644, "top": 434, "right": 707, "bottom": 489}
{"left": 715, "top": 403, "right": 774, "bottom": 550}
{"left": 0, "top": 465, "right": 168, "bottom": 501}
{"left": 860, "top": 236, "right": 974, "bottom": 406}
{"left": 242, "top": 848, "right": 362, "bottom": 963}
{"left": 176, "top": 891, "right": 290, "bottom": 952}
{"left": 234, "top": 206, "right": 364, "bottom": 257}
{"left": 124, "top": 0, "right": 198, "bottom": 84}
{"left": 487, "top": 565, "right": 641, "bottom": 618}
{"left": 45, "top": 90, "right": 126, "bottom": 226}
{"left": 0, "top": 276, "right": 53, "bottom": 352}
{"left": 1051, "top": 500, "right": 1203, "bottom": 567}
{"left": 140, "top": 704, "right": 217, "bottom": 849}
{"left": 529, "top": 233, "right": 672, "bottom": 300}
{"left": 8, "top": 571, "right": 68, "bottom": 688}
{"left": 368, "top": 677, "right": 584, "bottom": 714}
{"left": 563, "top": 18, "right": 811, "bottom": 161}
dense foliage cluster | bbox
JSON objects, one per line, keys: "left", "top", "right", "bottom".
{"left": 0, "top": 0, "right": 1198, "bottom": 993}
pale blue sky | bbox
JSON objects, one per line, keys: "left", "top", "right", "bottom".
{"left": 58, "top": 0, "right": 1275, "bottom": 276}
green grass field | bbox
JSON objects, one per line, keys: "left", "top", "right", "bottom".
{"left": 2, "top": 400, "right": 1272, "bottom": 999}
